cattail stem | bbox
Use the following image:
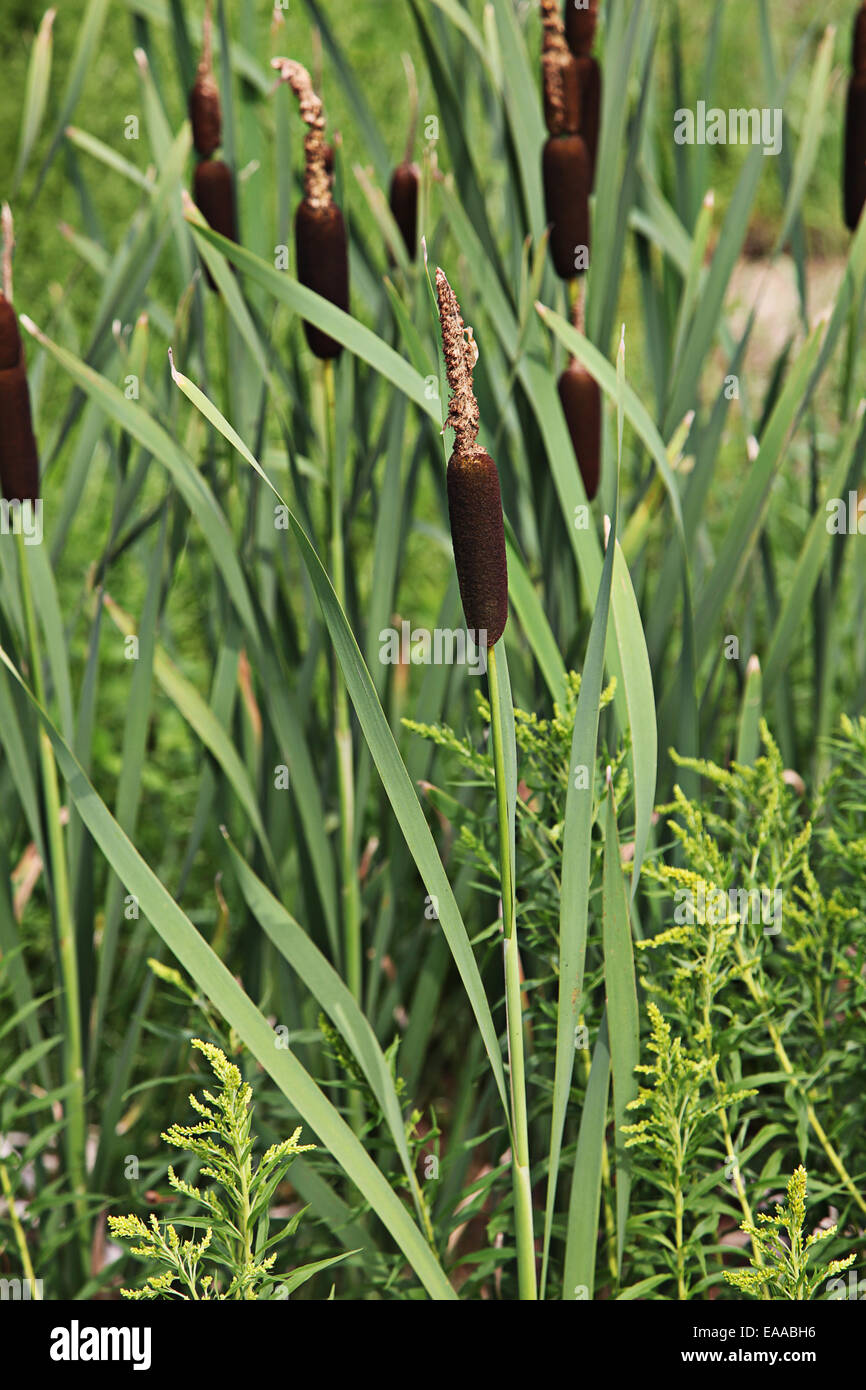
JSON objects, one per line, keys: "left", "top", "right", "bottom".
{"left": 401, "top": 51, "right": 419, "bottom": 165}
{"left": 323, "top": 360, "right": 363, "bottom": 1018}
{"left": 15, "top": 529, "right": 89, "bottom": 1270}
{"left": 488, "top": 644, "right": 537, "bottom": 1300}
{"left": 0, "top": 1159, "right": 40, "bottom": 1295}
{"left": 2, "top": 203, "right": 13, "bottom": 300}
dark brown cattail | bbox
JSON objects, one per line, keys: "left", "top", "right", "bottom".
{"left": 194, "top": 159, "right": 237, "bottom": 242}
{"left": 844, "top": 78, "right": 866, "bottom": 229}
{"left": 193, "top": 159, "right": 238, "bottom": 289}
{"left": 854, "top": 3, "right": 866, "bottom": 73}
{"left": 558, "top": 359, "right": 601, "bottom": 500}
{"left": 295, "top": 200, "right": 349, "bottom": 359}
{"left": 189, "top": 0, "right": 221, "bottom": 156}
{"left": 436, "top": 269, "right": 508, "bottom": 647}
{"left": 0, "top": 213, "right": 39, "bottom": 505}
{"left": 564, "top": 0, "right": 599, "bottom": 57}
{"left": 543, "top": 134, "right": 591, "bottom": 279}
{"left": 389, "top": 162, "right": 419, "bottom": 258}
{"left": 576, "top": 55, "right": 601, "bottom": 189}
{"left": 845, "top": 6, "right": 866, "bottom": 230}
{"left": 273, "top": 57, "right": 350, "bottom": 360}
{"left": 388, "top": 54, "right": 420, "bottom": 259}
{"left": 540, "top": 0, "right": 581, "bottom": 135}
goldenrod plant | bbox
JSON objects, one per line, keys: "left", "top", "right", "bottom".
{"left": 107, "top": 1039, "right": 342, "bottom": 1301}
{"left": 723, "top": 1166, "right": 856, "bottom": 1301}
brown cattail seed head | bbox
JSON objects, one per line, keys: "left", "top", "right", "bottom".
{"left": 0, "top": 299, "right": 39, "bottom": 504}
{"left": 446, "top": 449, "right": 509, "bottom": 646}
{"left": 0, "top": 295, "right": 22, "bottom": 370}
{"left": 436, "top": 268, "right": 507, "bottom": 647}
{"left": 565, "top": 0, "right": 599, "bottom": 57}
{"left": 576, "top": 55, "right": 601, "bottom": 188}
{"left": 558, "top": 361, "right": 601, "bottom": 500}
{"left": 190, "top": 71, "right": 222, "bottom": 156}
{"left": 844, "top": 75, "right": 866, "bottom": 230}
{"left": 190, "top": 2, "right": 221, "bottom": 155}
{"left": 389, "top": 162, "right": 419, "bottom": 258}
{"left": 540, "top": 0, "right": 581, "bottom": 135}
{"left": 543, "top": 134, "right": 591, "bottom": 279}
{"left": 854, "top": 4, "right": 866, "bottom": 74}
{"left": 193, "top": 160, "right": 238, "bottom": 289}
{"left": 295, "top": 200, "right": 349, "bottom": 359}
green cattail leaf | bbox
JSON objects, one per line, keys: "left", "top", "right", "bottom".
{"left": 562, "top": 1014, "right": 610, "bottom": 1299}
{"left": 428, "top": 0, "right": 493, "bottom": 72}
{"left": 21, "top": 316, "right": 260, "bottom": 638}
{"left": 541, "top": 440, "right": 618, "bottom": 1295}
{"left": 602, "top": 773, "right": 640, "bottom": 1277}
{"left": 64, "top": 125, "right": 155, "bottom": 192}
{"left": 610, "top": 536, "right": 657, "bottom": 897}
{"left": 0, "top": 645, "right": 456, "bottom": 1302}
{"left": 490, "top": 0, "right": 545, "bottom": 244}
{"left": 103, "top": 592, "right": 279, "bottom": 886}
{"left": 225, "top": 835, "right": 428, "bottom": 1231}
{"left": 13, "top": 7, "right": 56, "bottom": 192}
{"left": 190, "top": 222, "right": 440, "bottom": 421}
{"left": 354, "top": 164, "right": 412, "bottom": 279}
{"left": 736, "top": 656, "right": 763, "bottom": 768}
{"left": 504, "top": 522, "right": 568, "bottom": 708}
{"left": 763, "top": 402, "right": 866, "bottom": 696}
{"left": 299, "top": 0, "right": 391, "bottom": 183}
{"left": 35, "top": 0, "right": 111, "bottom": 193}
{"left": 695, "top": 314, "right": 827, "bottom": 649}
{"left": 91, "top": 516, "right": 166, "bottom": 1069}
{"left": 776, "top": 24, "right": 834, "bottom": 255}
{"left": 126, "top": 0, "right": 270, "bottom": 92}
{"left": 165, "top": 362, "right": 510, "bottom": 1123}
{"left": 536, "top": 301, "right": 686, "bottom": 537}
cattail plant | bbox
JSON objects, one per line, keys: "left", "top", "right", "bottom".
{"left": 844, "top": 3, "right": 866, "bottom": 230}
{"left": 541, "top": 0, "right": 590, "bottom": 279}
{"left": 436, "top": 270, "right": 508, "bottom": 646}
{"left": 0, "top": 206, "right": 39, "bottom": 505}
{"left": 189, "top": 1, "right": 237, "bottom": 287}
{"left": 437, "top": 269, "right": 536, "bottom": 1300}
{"left": 564, "top": 0, "right": 601, "bottom": 188}
{"left": 273, "top": 57, "right": 349, "bottom": 360}
{"left": 557, "top": 284, "right": 601, "bottom": 499}
{"left": 388, "top": 55, "right": 420, "bottom": 260}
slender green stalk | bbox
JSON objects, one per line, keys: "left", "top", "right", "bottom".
{"left": 488, "top": 643, "right": 536, "bottom": 1300}
{"left": 0, "top": 1159, "right": 40, "bottom": 1296}
{"left": 15, "top": 529, "right": 88, "bottom": 1269}
{"left": 322, "top": 359, "right": 362, "bottom": 1003}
